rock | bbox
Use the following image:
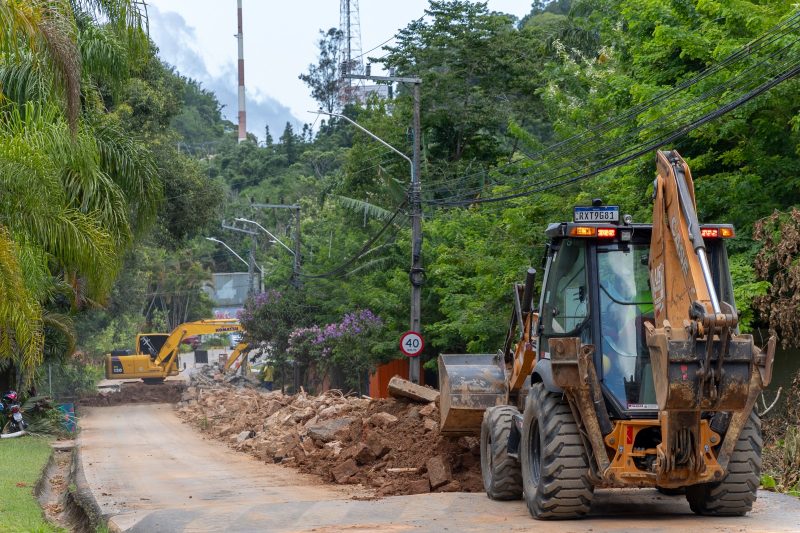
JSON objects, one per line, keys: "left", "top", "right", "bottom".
{"left": 307, "top": 417, "right": 357, "bottom": 443}
{"left": 264, "top": 399, "right": 283, "bottom": 417}
{"left": 423, "top": 418, "right": 437, "bottom": 432}
{"left": 437, "top": 480, "right": 462, "bottom": 492}
{"left": 342, "top": 442, "right": 376, "bottom": 465}
{"left": 324, "top": 440, "right": 343, "bottom": 457}
{"left": 388, "top": 376, "right": 440, "bottom": 403}
{"left": 405, "top": 407, "right": 421, "bottom": 421}
{"left": 331, "top": 459, "right": 359, "bottom": 483}
{"left": 407, "top": 478, "right": 431, "bottom": 494}
{"left": 419, "top": 403, "right": 436, "bottom": 417}
{"left": 366, "top": 432, "right": 391, "bottom": 458}
{"left": 426, "top": 455, "right": 452, "bottom": 489}
{"left": 368, "top": 412, "right": 398, "bottom": 428}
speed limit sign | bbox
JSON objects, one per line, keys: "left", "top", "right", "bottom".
{"left": 399, "top": 331, "right": 424, "bottom": 357}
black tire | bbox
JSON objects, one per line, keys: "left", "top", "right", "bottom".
{"left": 520, "top": 382, "right": 594, "bottom": 519}
{"left": 480, "top": 405, "right": 523, "bottom": 500}
{"left": 685, "top": 410, "right": 761, "bottom": 516}
{"left": 656, "top": 486, "right": 685, "bottom": 496}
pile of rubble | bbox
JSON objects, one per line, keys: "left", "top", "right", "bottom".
{"left": 176, "top": 380, "right": 482, "bottom": 496}
{"left": 79, "top": 381, "right": 186, "bottom": 406}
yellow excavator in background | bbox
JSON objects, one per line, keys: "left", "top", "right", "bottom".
{"left": 105, "top": 319, "right": 250, "bottom": 383}
{"left": 439, "top": 150, "right": 775, "bottom": 519}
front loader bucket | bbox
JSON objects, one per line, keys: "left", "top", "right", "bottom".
{"left": 438, "top": 353, "right": 508, "bottom": 436}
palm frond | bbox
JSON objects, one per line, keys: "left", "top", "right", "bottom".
{"left": 332, "top": 195, "right": 400, "bottom": 222}
{"left": 0, "top": 226, "right": 43, "bottom": 372}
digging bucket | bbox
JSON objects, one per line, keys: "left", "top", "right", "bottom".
{"left": 438, "top": 353, "right": 508, "bottom": 436}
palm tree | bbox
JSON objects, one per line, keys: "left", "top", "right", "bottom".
{"left": 0, "top": 0, "right": 154, "bottom": 380}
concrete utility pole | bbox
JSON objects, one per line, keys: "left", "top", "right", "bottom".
{"left": 341, "top": 73, "right": 424, "bottom": 383}
{"left": 236, "top": 0, "right": 247, "bottom": 143}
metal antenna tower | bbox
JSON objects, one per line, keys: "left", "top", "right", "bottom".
{"left": 339, "top": 0, "right": 364, "bottom": 105}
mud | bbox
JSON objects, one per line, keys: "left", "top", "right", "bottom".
{"left": 77, "top": 381, "right": 186, "bottom": 406}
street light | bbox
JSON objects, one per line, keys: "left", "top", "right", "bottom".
{"left": 235, "top": 218, "right": 295, "bottom": 256}
{"left": 309, "top": 106, "right": 424, "bottom": 384}
{"left": 206, "top": 237, "right": 263, "bottom": 274}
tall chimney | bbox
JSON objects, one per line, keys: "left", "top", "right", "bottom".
{"left": 236, "top": 0, "right": 246, "bottom": 143}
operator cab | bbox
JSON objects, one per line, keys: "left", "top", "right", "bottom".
{"left": 537, "top": 204, "right": 736, "bottom": 419}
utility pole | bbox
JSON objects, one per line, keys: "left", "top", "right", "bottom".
{"left": 343, "top": 73, "right": 423, "bottom": 382}
{"left": 221, "top": 221, "right": 259, "bottom": 295}
{"left": 250, "top": 204, "right": 302, "bottom": 288}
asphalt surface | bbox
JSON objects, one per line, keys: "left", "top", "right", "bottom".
{"left": 78, "top": 404, "right": 800, "bottom": 532}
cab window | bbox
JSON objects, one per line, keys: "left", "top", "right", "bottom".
{"left": 541, "top": 239, "right": 589, "bottom": 340}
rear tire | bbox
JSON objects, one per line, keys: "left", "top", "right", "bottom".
{"left": 685, "top": 410, "right": 761, "bottom": 516}
{"left": 520, "top": 383, "right": 594, "bottom": 519}
{"left": 481, "top": 405, "right": 523, "bottom": 500}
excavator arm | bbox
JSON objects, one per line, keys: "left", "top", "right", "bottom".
{"left": 224, "top": 342, "right": 251, "bottom": 372}
{"left": 646, "top": 150, "right": 775, "bottom": 483}
{"left": 154, "top": 319, "right": 244, "bottom": 372}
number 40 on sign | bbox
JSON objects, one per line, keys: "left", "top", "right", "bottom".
{"left": 399, "top": 331, "right": 424, "bottom": 357}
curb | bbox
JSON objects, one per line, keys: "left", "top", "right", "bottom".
{"left": 68, "top": 444, "right": 109, "bottom": 531}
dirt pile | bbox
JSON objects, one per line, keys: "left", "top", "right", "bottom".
{"left": 78, "top": 381, "right": 186, "bottom": 406}
{"left": 176, "top": 383, "right": 482, "bottom": 496}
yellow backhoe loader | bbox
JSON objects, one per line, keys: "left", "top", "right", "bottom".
{"left": 105, "top": 319, "right": 250, "bottom": 383}
{"left": 439, "top": 150, "right": 775, "bottom": 519}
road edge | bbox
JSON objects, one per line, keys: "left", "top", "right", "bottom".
{"left": 69, "top": 444, "right": 114, "bottom": 532}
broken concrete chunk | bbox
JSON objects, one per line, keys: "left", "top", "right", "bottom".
{"left": 331, "top": 458, "right": 359, "bottom": 483}
{"left": 307, "top": 417, "right": 357, "bottom": 443}
{"left": 423, "top": 418, "right": 437, "bottom": 432}
{"left": 366, "top": 432, "right": 391, "bottom": 458}
{"left": 368, "top": 412, "right": 398, "bottom": 428}
{"left": 341, "top": 442, "right": 376, "bottom": 465}
{"left": 426, "top": 455, "right": 452, "bottom": 489}
{"left": 419, "top": 403, "right": 436, "bottom": 417}
{"left": 407, "top": 478, "right": 431, "bottom": 494}
{"left": 387, "top": 376, "right": 440, "bottom": 403}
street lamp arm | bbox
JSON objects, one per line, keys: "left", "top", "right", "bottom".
{"left": 206, "top": 237, "right": 263, "bottom": 274}
{"left": 234, "top": 218, "right": 295, "bottom": 256}
{"left": 309, "top": 111, "right": 413, "bottom": 168}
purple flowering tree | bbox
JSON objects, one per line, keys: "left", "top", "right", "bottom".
{"left": 238, "top": 289, "right": 304, "bottom": 362}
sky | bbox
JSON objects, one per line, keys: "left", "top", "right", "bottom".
{"left": 146, "top": 1, "right": 534, "bottom": 141}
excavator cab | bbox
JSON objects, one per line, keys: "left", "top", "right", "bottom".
{"left": 538, "top": 220, "right": 736, "bottom": 417}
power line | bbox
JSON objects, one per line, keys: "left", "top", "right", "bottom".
{"left": 300, "top": 201, "right": 407, "bottom": 279}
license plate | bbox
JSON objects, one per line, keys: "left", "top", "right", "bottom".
{"left": 574, "top": 206, "right": 619, "bottom": 222}
{"left": 12, "top": 413, "right": 22, "bottom": 421}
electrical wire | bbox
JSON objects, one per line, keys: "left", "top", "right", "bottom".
{"left": 419, "top": 12, "right": 800, "bottom": 199}
{"left": 300, "top": 201, "right": 408, "bottom": 279}
{"left": 432, "top": 58, "right": 800, "bottom": 207}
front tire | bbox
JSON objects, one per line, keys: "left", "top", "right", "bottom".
{"left": 480, "top": 405, "right": 523, "bottom": 500}
{"left": 685, "top": 410, "right": 761, "bottom": 516}
{"left": 520, "top": 383, "right": 594, "bottom": 519}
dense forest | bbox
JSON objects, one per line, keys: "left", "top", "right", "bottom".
{"left": 1, "top": 0, "right": 799, "bottom": 396}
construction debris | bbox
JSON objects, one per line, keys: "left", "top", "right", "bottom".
{"left": 176, "top": 376, "right": 481, "bottom": 496}
{"left": 79, "top": 381, "right": 186, "bottom": 406}
{"left": 387, "top": 376, "right": 440, "bottom": 403}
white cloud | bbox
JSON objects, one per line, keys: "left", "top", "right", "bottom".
{"left": 148, "top": 4, "right": 302, "bottom": 142}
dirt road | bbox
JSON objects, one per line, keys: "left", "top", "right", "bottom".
{"left": 79, "top": 404, "right": 800, "bottom": 532}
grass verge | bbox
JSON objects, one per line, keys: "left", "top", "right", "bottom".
{"left": 0, "top": 436, "right": 63, "bottom": 532}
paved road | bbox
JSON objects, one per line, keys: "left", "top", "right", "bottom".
{"left": 79, "top": 404, "right": 800, "bottom": 532}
